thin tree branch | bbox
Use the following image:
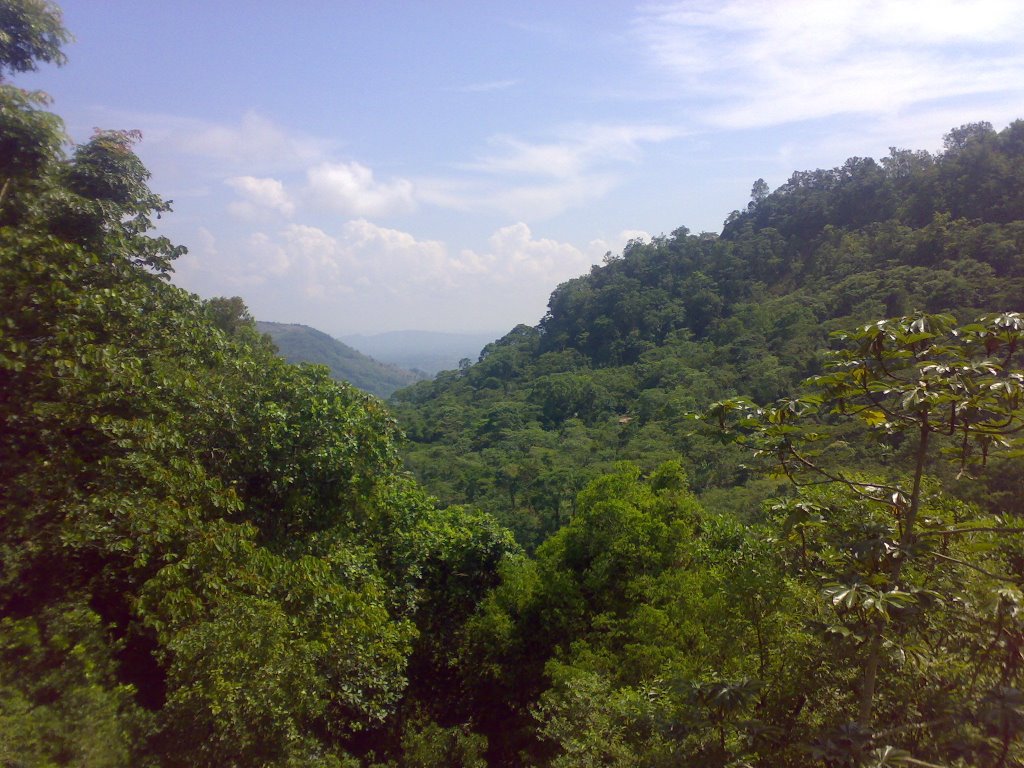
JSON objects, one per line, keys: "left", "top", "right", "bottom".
{"left": 919, "top": 527, "right": 1024, "bottom": 537}
{"left": 928, "top": 551, "right": 1021, "bottom": 584}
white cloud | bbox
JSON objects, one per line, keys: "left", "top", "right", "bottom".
{"left": 461, "top": 222, "right": 594, "bottom": 284}
{"left": 196, "top": 226, "right": 218, "bottom": 257}
{"left": 467, "top": 123, "right": 681, "bottom": 177}
{"left": 339, "top": 219, "right": 461, "bottom": 285}
{"left": 158, "top": 111, "right": 330, "bottom": 172}
{"left": 80, "top": 110, "right": 335, "bottom": 192}
{"left": 168, "top": 214, "right": 653, "bottom": 334}
{"left": 245, "top": 231, "right": 293, "bottom": 283}
{"left": 172, "top": 226, "right": 217, "bottom": 278}
{"left": 230, "top": 221, "right": 469, "bottom": 296}
{"left": 306, "top": 161, "right": 416, "bottom": 217}
{"left": 213, "top": 219, "right": 604, "bottom": 307}
{"left": 470, "top": 136, "right": 587, "bottom": 178}
{"left": 487, "top": 174, "right": 618, "bottom": 220}
{"left": 634, "top": 0, "right": 1024, "bottom": 128}
{"left": 279, "top": 224, "right": 355, "bottom": 296}
{"left": 225, "top": 176, "right": 295, "bottom": 218}
{"left": 421, "top": 123, "right": 679, "bottom": 219}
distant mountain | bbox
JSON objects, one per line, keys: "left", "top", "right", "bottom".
{"left": 257, "top": 322, "right": 426, "bottom": 398}
{"left": 341, "top": 330, "right": 502, "bottom": 375}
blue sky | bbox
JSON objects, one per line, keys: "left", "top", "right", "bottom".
{"left": 19, "top": 0, "right": 1024, "bottom": 335}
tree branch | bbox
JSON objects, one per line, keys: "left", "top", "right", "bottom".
{"left": 919, "top": 527, "right": 1024, "bottom": 537}
{"left": 928, "top": 551, "right": 1021, "bottom": 584}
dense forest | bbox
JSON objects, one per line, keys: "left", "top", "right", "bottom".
{"left": 393, "top": 121, "right": 1024, "bottom": 546}
{"left": 2, "top": 2, "right": 1023, "bottom": 767}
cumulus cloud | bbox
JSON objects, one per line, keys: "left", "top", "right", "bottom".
{"left": 243, "top": 231, "right": 293, "bottom": 284}
{"left": 232, "top": 221, "right": 472, "bottom": 297}
{"left": 460, "top": 223, "right": 594, "bottom": 284}
{"left": 225, "top": 176, "right": 295, "bottom": 218}
{"left": 306, "top": 161, "right": 417, "bottom": 217}
{"left": 633, "top": 0, "right": 1024, "bottom": 129}
{"left": 219, "top": 219, "right": 607, "bottom": 309}
{"left": 339, "top": 219, "right": 461, "bottom": 286}
{"left": 169, "top": 214, "right": 650, "bottom": 334}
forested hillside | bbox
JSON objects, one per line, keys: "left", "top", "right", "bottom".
{"left": 392, "top": 121, "right": 1024, "bottom": 546}
{"left": 385, "top": 122, "right": 1024, "bottom": 765}
{"left": 3, "top": 2, "right": 1024, "bottom": 767}
{"left": 256, "top": 320, "right": 426, "bottom": 398}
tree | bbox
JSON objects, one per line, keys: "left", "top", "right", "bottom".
{"left": 710, "top": 312, "right": 1024, "bottom": 764}
{"left": 0, "top": 0, "right": 69, "bottom": 78}
{"left": 749, "top": 177, "right": 770, "bottom": 208}
{"left": 1, "top": 4, "right": 515, "bottom": 764}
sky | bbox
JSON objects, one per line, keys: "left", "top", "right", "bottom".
{"left": 18, "top": 0, "right": 1024, "bottom": 336}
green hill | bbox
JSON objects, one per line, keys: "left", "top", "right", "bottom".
{"left": 257, "top": 321, "right": 426, "bottom": 398}
{"left": 391, "top": 119, "right": 1024, "bottom": 546}
{"left": 382, "top": 123, "right": 1024, "bottom": 762}
{"left": 8, "top": 3, "right": 1024, "bottom": 765}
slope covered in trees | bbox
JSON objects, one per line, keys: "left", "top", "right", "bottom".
{"left": 383, "top": 120, "right": 1024, "bottom": 765}
{"left": 3, "top": 2, "right": 1024, "bottom": 766}
{"left": 257, "top": 320, "right": 426, "bottom": 399}
{"left": 392, "top": 120, "right": 1024, "bottom": 546}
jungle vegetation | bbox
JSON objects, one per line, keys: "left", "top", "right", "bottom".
{"left": 2, "top": 2, "right": 1023, "bottom": 766}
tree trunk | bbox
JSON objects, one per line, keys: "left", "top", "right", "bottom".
{"left": 860, "top": 415, "right": 930, "bottom": 728}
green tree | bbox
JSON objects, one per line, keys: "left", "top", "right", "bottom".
{"left": 0, "top": 0, "right": 68, "bottom": 78}
{"left": 710, "top": 312, "right": 1024, "bottom": 764}
{"left": 0, "top": 5, "right": 516, "bottom": 765}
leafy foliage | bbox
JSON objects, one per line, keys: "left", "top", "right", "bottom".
{"left": 5, "top": 3, "right": 1024, "bottom": 765}
{"left": 0, "top": 0, "right": 68, "bottom": 78}
{"left": 0, "top": 9, "right": 509, "bottom": 765}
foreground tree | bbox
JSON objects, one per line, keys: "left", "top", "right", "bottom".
{"left": 710, "top": 312, "right": 1024, "bottom": 765}
{"left": 1, "top": 4, "right": 511, "bottom": 765}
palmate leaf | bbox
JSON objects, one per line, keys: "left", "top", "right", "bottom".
{"left": 868, "top": 746, "right": 913, "bottom": 767}
{"left": 823, "top": 583, "right": 916, "bottom": 619}
{"left": 867, "top": 745, "right": 946, "bottom": 768}
{"left": 862, "top": 409, "right": 889, "bottom": 427}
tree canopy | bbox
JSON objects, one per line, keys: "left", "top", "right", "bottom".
{"left": 0, "top": 6, "right": 514, "bottom": 765}
{"left": 2, "top": 2, "right": 1023, "bottom": 766}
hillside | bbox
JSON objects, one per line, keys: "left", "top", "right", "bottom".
{"left": 380, "top": 120, "right": 1024, "bottom": 766}
{"left": 391, "top": 120, "right": 1024, "bottom": 546}
{"left": 257, "top": 321, "right": 426, "bottom": 398}
{"left": 8, "top": 3, "right": 1024, "bottom": 766}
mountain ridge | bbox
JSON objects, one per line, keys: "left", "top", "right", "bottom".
{"left": 257, "top": 321, "right": 426, "bottom": 398}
